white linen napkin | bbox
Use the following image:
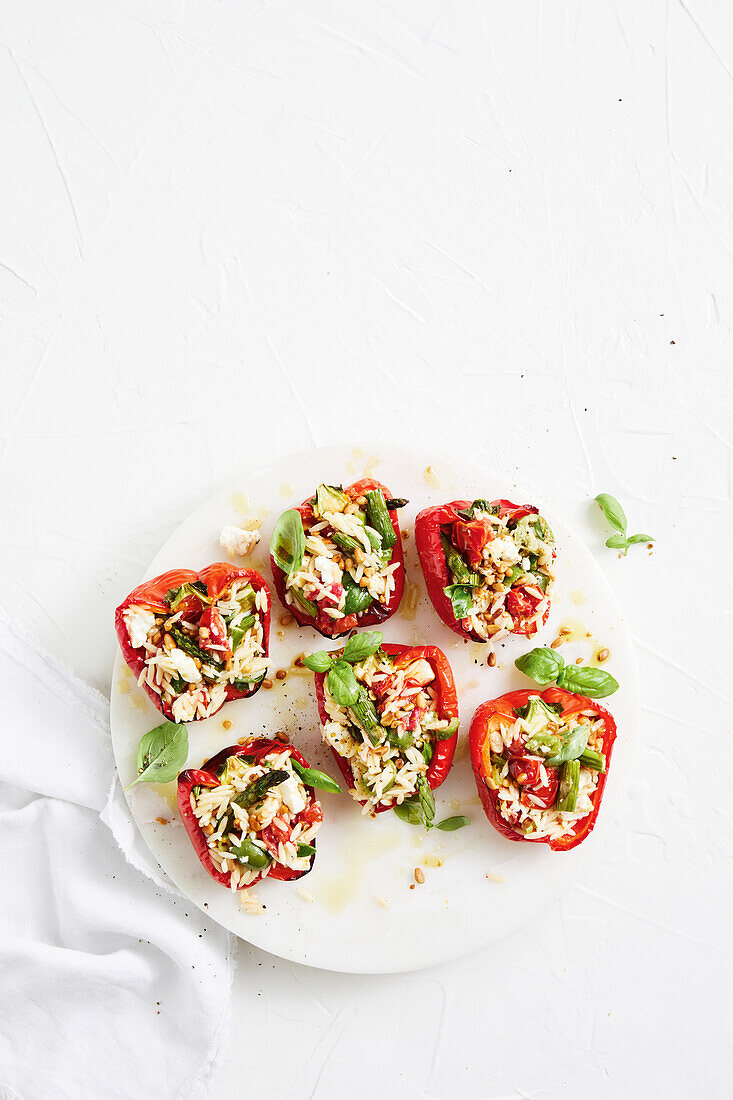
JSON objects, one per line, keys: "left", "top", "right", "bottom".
{"left": 0, "top": 608, "right": 233, "bottom": 1100}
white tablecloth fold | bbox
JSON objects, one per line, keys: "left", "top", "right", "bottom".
{"left": 0, "top": 608, "right": 233, "bottom": 1100}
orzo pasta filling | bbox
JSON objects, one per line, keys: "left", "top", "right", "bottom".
{"left": 321, "top": 650, "right": 456, "bottom": 814}
{"left": 122, "top": 577, "right": 268, "bottom": 722}
{"left": 186, "top": 748, "right": 322, "bottom": 889}
{"left": 442, "top": 500, "right": 555, "bottom": 639}
{"left": 482, "top": 695, "right": 606, "bottom": 843}
{"left": 270, "top": 481, "right": 405, "bottom": 636}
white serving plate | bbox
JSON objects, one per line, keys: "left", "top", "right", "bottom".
{"left": 110, "top": 442, "right": 638, "bottom": 973}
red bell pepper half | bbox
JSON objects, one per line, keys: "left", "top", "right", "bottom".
{"left": 270, "top": 478, "right": 405, "bottom": 638}
{"left": 115, "top": 562, "right": 270, "bottom": 722}
{"left": 177, "top": 738, "right": 323, "bottom": 890}
{"left": 313, "top": 642, "right": 458, "bottom": 815}
{"left": 415, "top": 498, "right": 555, "bottom": 642}
{"left": 468, "top": 687, "right": 617, "bottom": 851}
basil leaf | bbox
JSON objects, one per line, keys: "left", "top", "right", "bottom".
{"left": 326, "top": 660, "right": 360, "bottom": 705}
{"left": 303, "top": 650, "right": 334, "bottom": 673}
{"left": 557, "top": 665, "right": 619, "bottom": 699}
{"left": 436, "top": 815, "right": 470, "bottom": 832}
{"left": 228, "top": 837, "right": 271, "bottom": 869}
{"left": 342, "top": 571, "right": 374, "bottom": 615}
{"left": 169, "top": 675, "right": 186, "bottom": 695}
{"left": 384, "top": 497, "right": 409, "bottom": 510}
{"left": 469, "top": 499, "right": 498, "bottom": 515}
{"left": 422, "top": 740, "right": 433, "bottom": 766}
{"left": 545, "top": 725, "right": 590, "bottom": 766}
{"left": 385, "top": 725, "right": 414, "bottom": 751}
{"left": 127, "top": 721, "right": 188, "bottom": 788}
{"left": 393, "top": 798, "right": 424, "bottom": 826}
{"left": 270, "top": 509, "right": 305, "bottom": 581}
{"left": 433, "top": 717, "right": 459, "bottom": 740}
{"left": 444, "top": 584, "right": 474, "bottom": 620}
{"left": 234, "top": 770, "right": 289, "bottom": 809}
{"left": 515, "top": 647, "right": 565, "bottom": 686}
{"left": 594, "top": 493, "right": 627, "bottom": 535}
{"left": 417, "top": 776, "right": 435, "bottom": 829}
{"left": 342, "top": 630, "right": 383, "bottom": 664}
{"left": 290, "top": 758, "right": 343, "bottom": 794}
{"left": 605, "top": 534, "right": 629, "bottom": 551}
{"left": 297, "top": 842, "right": 317, "bottom": 858}
{"left": 627, "top": 533, "right": 654, "bottom": 544}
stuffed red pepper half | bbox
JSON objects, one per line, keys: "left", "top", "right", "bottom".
{"left": 177, "top": 738, "right": 325, "bottom": 890}
{"left": 307, "top": 630, "right": 458, "bottom": 817}
{"left": 115, "top": 563, "right": 270, "bottom": 722}
{"left": 269, "top": 479, "right": 406, "bottom": 638}
{"left": 468, "top": 688, "right": 616, "bottom": 850}
{"left": 415, "top": 498, "right": 555, "bottom": 642}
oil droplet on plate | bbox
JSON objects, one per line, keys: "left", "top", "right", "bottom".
{"left": 352, "top": 446, "right": 365, "bottom": 459}
{"left": 423, "top": 465, "right": 440, "bottom": 489}
{"left": 345, "top": 461, "right": 356, "bottom": 475}
{"left": 364, "top": 454, "right": 380, "bottom": 477}
{"left": 117, "top": 679, "right": 130, "bottom": 695}
{"left": 570, "top": 590, "right": 587, "bottom": 606}
{"left": 279, "top": 482, "right": 294, "bottom": 497}
{"left": 231, "top": 492, "right": 250, "bottom": 515}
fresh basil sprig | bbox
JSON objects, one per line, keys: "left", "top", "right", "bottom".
{"left": 126, "top": 721, "right": 188, "bottom": 789}
{"left": 393, "top": 790, "right": 469, "bottom": 832}
{"left": 595, "top": 493, "right": 654, "bottom": 555}
{"left": 303, "top": 630, "right": 384, "bottom": 706}
{"left": 270, "top": 509, "right": 305, "bottom": 581}
{"left": 290, "top": 758, "right": 342, "bottom": 794}
{"left": 515, "top": 647, "right": 619, "bottom": 699}
{"left": 296, "top": 842, "right": 317, "bottom": 858}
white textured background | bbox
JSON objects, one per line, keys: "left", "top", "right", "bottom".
{"left": 1, "top": 2, "right": 730, "bottom": 1097}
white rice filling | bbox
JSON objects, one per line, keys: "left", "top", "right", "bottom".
{"left": 487, "top": 711, "right": 604, "bottom": 842}
{"left": 285, "top": 493, "right": 401, "bottom": 615}
{"left": 126, "top": 580, "right": 269, "bottom": 719}
{"left": 321, "top": 652, "right": 452, "bottom": 813}
{"left": 452, "top": 507, "right": 554, "bottom": 638}
{"left": 190, "top": 750, "right": 321, "bottom": 889}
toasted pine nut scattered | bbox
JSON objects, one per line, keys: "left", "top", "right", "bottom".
{"left": 597, "top": 648, "right": 610, "bottom": 663}
{"left": 279, "top": 613, "right": 294, "bottom": 626}
{"left": 223, "top": 719, "right": 232, "bottom": 730}
{"left": 276, "top": 669, "right": 287, "bottom": 681}
{"left": 488, "top": 652, "right": 497, "bottom": 667}
{"left": 414, "top": 867, "right": 425, "bottom": 885}
{"left": 263, "top": 679, "right": 273, "bottom": 689}
{"left": 401, "top": 530, "right": 409, "bottom": 540}
{"left": 559, "top": 626, "right": 572, "bottom": 636}
{"left": 550, "top": 637, "right": 563, "bottom": 649}
{"left": 575, "top": 657, "right": 584, "bottom": 665}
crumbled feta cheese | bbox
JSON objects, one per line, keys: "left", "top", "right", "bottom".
{"left": 169, "top": 647, "right": 202, "bottom": 683}
{"left": 314, "top": 555, "right": 342, "bottom": 586}
{"left": 485, "top": 536, "right": 521, "bottom": 566}
{"left": 123, "top": 605, "right": 156, "bottom": 650}
{"left": 172, "top": 691, "right": 199, "bottom": 722}
{"left": 219, "top": 524, "right": 260, "bottom": 558}
{"left": 277, "top": 773, "right": 307, "bottom": 815}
